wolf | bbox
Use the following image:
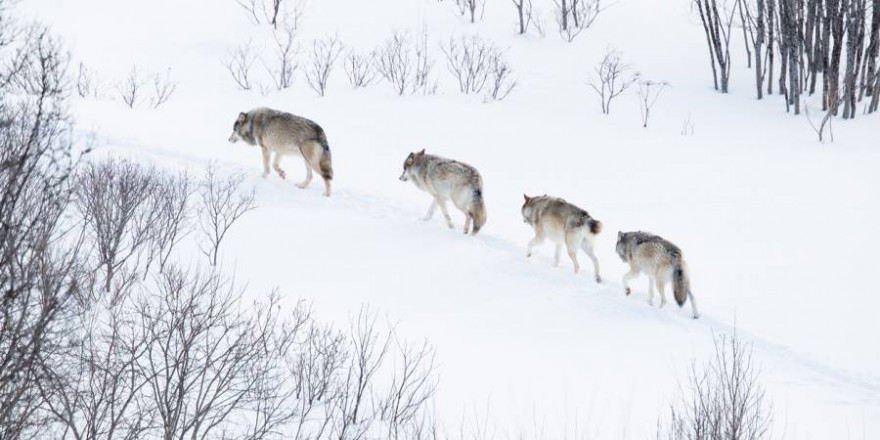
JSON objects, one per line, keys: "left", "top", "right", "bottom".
{"left": 399, "top": 149, "right": 487, "bottom": 235}
{"left": 228, "top": 108, "right": 334, "bottom": 197}
{"left": 615, "top": 231, "right": 700, "bottom": 319}
{"left": 520, "top": 195, "right": 602, "bottom": 283}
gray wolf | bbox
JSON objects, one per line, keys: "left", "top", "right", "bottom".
{"left": 399, "top": 149, "right": 486, "bottom": 235}
{"left": 615, "top": 231, "right": 700, "bottom": 319}
{"left": 520, "top": 195, "right": 602, "bottom": 283}
{"left": 228, "top": 108, "right": 334, "bottom": 197}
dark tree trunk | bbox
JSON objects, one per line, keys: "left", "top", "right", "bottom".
{"left": 756, "top": 0, "right": 767, "bottom": 98}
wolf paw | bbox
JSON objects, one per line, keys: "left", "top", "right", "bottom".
{"left": 625, "top": 287, "right": 631, "bottom": 296}
{"left": 296, "top": 182, "right": 309, "bottom": 189}
{"left": 261, "top": 172, "right": 269, "bottom": 179}
{"left": 595, "top": 275, "right": 602, "bottom": 283}
{"left": 277, "top": 170, "right": 286, "bottom": 180}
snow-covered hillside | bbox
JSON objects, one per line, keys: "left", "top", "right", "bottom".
{"left": 17, "top": 0, "right": 880, "bottom": 437}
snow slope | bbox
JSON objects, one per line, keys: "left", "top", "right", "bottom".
{"left": 17, "top": 0, "right": 880, "bottom": 437}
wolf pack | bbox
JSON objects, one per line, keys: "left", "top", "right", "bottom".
{"left": 229, "top": 107, "right": 701, "bottom": 319}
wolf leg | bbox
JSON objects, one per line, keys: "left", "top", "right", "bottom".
{"left": 582, "top": 242, "right": 602, "bottom": 283}
{"left": 688, "top": 292, "right": 700, "bottom": 319}
{"left": 260, "top": 146, "right": 271, "bottom": 178}
{"left": 647, "top": 277, "right": 656, "bottom": 306}
{"left": 297, "top": 156, "right": 313, "bottom": 189}
{"left": 622, "top": 266, "right": 639, "bottom": 296}
{"left": 553, "top": 245, "right": 562, "bottom": 267}
{"left": 423, "top": 200, "right": 438, "bottom": 221}
{"left": 272, "top": 153, "right": 286, "bottom": 179}
{"left": 437, "top": 199, "right": 454, "bottom": 229}
{"left": 656, "top": 279, "right": 668, "bottom": 308}
{"left": 565, "top": 233, "right": 580, "bottom": 273}
{"left": 526, "top": 227, "right": 545, "bottom": 258}
{"left": 463, "top": 213, "right": 472, "bottom": 234}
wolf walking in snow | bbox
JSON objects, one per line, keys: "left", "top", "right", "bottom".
{"left": 228, "top": 108, "right": 334, "bottom": 197}
{"left": 615, "top": 231, "right": 700, "bottom": 319}
{"left": 399, "top": 149, "right": 487, "bottom": 235}
{"left": 520, "top": 195, "right": 602, "bottom": 283}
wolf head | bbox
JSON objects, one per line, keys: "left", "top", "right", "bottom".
{"left": 399, "top": 149, "right": 425, "bottom": 182}
{"left": 228, "top": 112, "right": 254, "bottom": 145}
{"left": 521, "top": 194, "right": 534, "bottom": 225}
{"left": 615, "top": 231, "right": 628, "bottom": 262}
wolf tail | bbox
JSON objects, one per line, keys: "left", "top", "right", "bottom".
{"left": 588, "top": 218, "right": 602, "bottom": 235}
{"left": 469, "top": 188, "right": 487, "bottom": 235}
{"left": 672, "top": 259, "right": 689, "bottom": 307}
{"left": 311, "top": 123, "right": 333, "bottom": 181}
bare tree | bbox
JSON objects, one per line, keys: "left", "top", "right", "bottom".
{"left": 118, "top": 66, "right": 143, "bottom": 108}
{"left": 305, "top": 36, "right": 343, "bottom": 96}
{"left": 76, "top": 159, "right": 161, "bottom": 293}
{"left": 637, "top": 79, "right": 670, "bottom": 127}
{"left": 411, "top": 27, "right": 438, "bottom": 95}
{"left": 344, "top": 49, "right": 377, "bottom": 88}
{"left": 442, "top": 35, "right": 493, "bottom": 95}
{"left": 38, "top": 292, "right": 154, "bottom": 440}
{"left": 658, "top": 333, "right": 772, "bottom": 440}
{"left": 237, "top": 0, "right": 304, "bottom": 29}
{"left": 150, "top": 68, "right": 176, "bottom": 108}
{"left": 511, "top": 0, "right": 537, "bottom": 35}
{"left": 135, "top": 267, "right": 283, "bottom": 440}
{"left": 0, "top": 17, "right": 84, "bottom": 440}
{"left": 376, "top": 31, "right": 414, "bottom": 96}
{"left": 197, "top": 165, "right": 257, "bottom": 267}
{"left": 587, "top": 48, "right": 637, "bottom": 114}
{"left": 693, "top": 0, "right": 737, "bottom": 92}
{"left": 225, "top": 40, "right": 259, "bottom": 91}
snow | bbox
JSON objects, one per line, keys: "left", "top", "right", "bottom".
{"left": 15, "top": 0, "right": 880, "bottom": 438}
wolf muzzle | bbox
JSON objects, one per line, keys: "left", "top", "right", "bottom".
{"left": 228, "top": 132, "right": 239, "bottom": 143}
{"left": 399, "top": 171, "right": 408, "bottom": 182}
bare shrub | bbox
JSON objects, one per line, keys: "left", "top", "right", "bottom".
{"left": 458, "top": 0, "right": 486, "bottom": 23}
{"left": 76, "top": 61, "right": 95, "bottom": 98}
{"left": 305, "top": 35, "right": 343, "bottom": 96}
{"left": 143, "top": 170, "right": 194, "bottom": 276}
{"left": 266, "top": 20, "right": 299, "bottom": 90}
{"left": 118, "top": 66, "right": 143, "bottom": 108}
{"left": 197, "top": 165, "right": 257, "bottom": 267}
{"left": 806, "top": 92, "right": 841, "bottom": 143}
{"left": 658, "top": 333, "right": 772, "bottom": 440}
{"left": 376, "top": 31, "right": 414, "bottom": 96}
{"left": 237, "top": 0, "right": 304, "bottom": 29}
{"left": 411, "top": 28, "right": 438, "bottom": 95}
{"left": 76, "top": 159, "right": 162, "bottom": 294}
{"left": 587, "top": 48, "right": 636, "bottom": 114}
{"left": 379, "top": 340, "right": 438, "bottom": 440}
{"left": 225, "top": 40, "right": 259, "bottom": 90}
{"left": 150, "top": 68, "right": 176, "bottom": 108}
{"left": 554, "top": 0, "right": 603, "bottom": 42}
{"left": 443, "top": 35, "right": 515, "bottom": 100}
{"left": 344, "top": 49, "right": 377, "bottom": 88}
{"left": 637, "top": 79, "right": 670, "bottom": 128}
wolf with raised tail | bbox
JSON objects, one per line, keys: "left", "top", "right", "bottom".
{"left": 520, "top": 195, "right": 602, "bottom": 283}
{"left": 399, "top": 149, "right": 486, "bottom": 235}
{"left": 228, "top": 108, "right": 334, "bottom": 197}
{"left": 615, "top": 231, "right": 700, "bottom": 319}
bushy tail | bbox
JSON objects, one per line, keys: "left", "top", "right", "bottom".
{"left": 672, "top": 260, "right": 689, "bottom": 307}
{"left": 314, "top": 124, "right": 333, "bottom": 181}
{"left": 588, "top": 218, "right": 602, "bottom": 235}
{"left": 469, "top": 189, "right": 487, "bottom": 235}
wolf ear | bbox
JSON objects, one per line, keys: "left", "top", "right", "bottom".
{"left": 618, "top": 231, "right": 623, "bottom": 239}
{"left": 237, "top": 112, "right": 247, "bottom": 123}
{"left": 523, "top": 194, "right": 530, "bottom": 202}
{"left": 417, "top": 148, "right": 425, "bottom": 155}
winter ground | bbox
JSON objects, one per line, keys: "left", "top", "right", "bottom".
{"left": 17, "top": 0, "right": 880, "bottom": 438}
